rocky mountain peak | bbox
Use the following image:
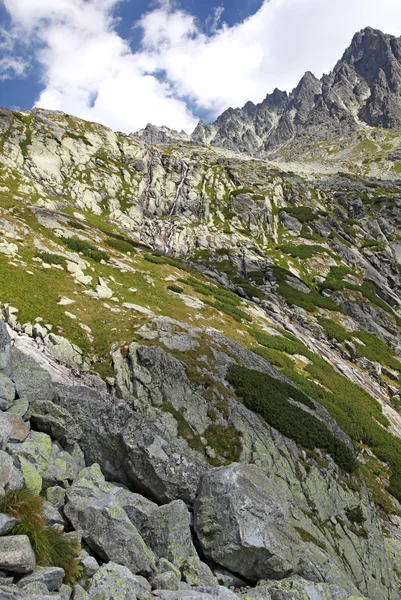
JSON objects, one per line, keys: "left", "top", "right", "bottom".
{"left": 134, "top": 27, "right": 401, "bottom": 156}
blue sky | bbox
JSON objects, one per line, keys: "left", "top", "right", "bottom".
{"left": 1, "top": 0, "right": 401, "bottom": 134}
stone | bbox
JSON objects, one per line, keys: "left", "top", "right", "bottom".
{"left": 0, "top": 322, "right": 12, "bottom": 376}
{"left": 47, "top": 486, "right": 66, "bottom": 510}
{"left": 19, "top": 456, "right": 43, "bottom": 495}
{"left": 6, "top": 397, "right": 29, "bottom": 419}
{"left": 53, "top": 384, "right": 209, "bottom": 506}
{"left": 194, "top": 463, "right": 299, "bottom": 582}
{"left": 0, "top": 450, "right": 23, "bottom": 491}
{"left": 64, "top": 464, "right": 156, "bottom": 576}
{"left": 150, "top": 571, "right": 180, "bottom": 591}
{"left": 7, "top": 431, "right": 80, "bottom": 487}
{"left": 10, "top": 347, "right": 53, "bottom": 403}
{"left": 80, "top": 550, "right": 99, "bottom": 577}
{"left": 243, "top": 577, "right": 364, "bottom": 600}
{"left": 151, "top": 587, "right": 241, "bottom": 600}
{"left": 18, "top": 566, "right": 65, "bottom": 591}
{"left": 0, "top": 373, "right": 15, "bottom": 409}
{"left": 142, "top": 500, "right": 216, "bottom": 586}
{"left": 0, "top": 536, "right": 36, "bottom": 574}
{"left": 43, "top": 501, "right": 64, "bottom": 526}
{"left": 87, "top": 562, "right": 152, "bottom": 600}
{"left": 0, "top": 411, "right": 12, "bottom": 449}
{"left": 0, "top": 513, "right": 18, "bottom": 536}
{"left": 44, "top": 334, "right": 84, "bottom": 368}
{"left": 31, "top": 400, "right": 82, "bottom": 446}
{"left": 6, "top": 414, "right": 30, "bottom": 443}
{"left": 73, "top": 584, "right": 90, "bottom": 600}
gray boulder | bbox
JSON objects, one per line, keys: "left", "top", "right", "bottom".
{"left": 7, "top": 431, "right": 80, "bottom": 487}
{"left": 18, "top": 566, "right": 65, "bottom": 591}
{"left": 142, "top": 500, "right": 216, "bottom": 586}
{"left": 152, "top": 587, "right": 241, "bottom": 600}
{"left": 194, "top": 463, "right": 300, "bottom": 582}
{"left": 10, "top": 347, "right": 53, "bottom": 403}
{"left": 0, "top": 513, "right": 18, "bottom": 536}
{"left": 87, "top": 561, "right": 152, "bottom": 600}
{"left": 0, "top": 412, "right": 12, "bottom": 450}
{"left": 0, "top": 373, "right": 15, "bottom": 410}
{"left": 0, "top": 321, "right": 11, "bottom": 376}
{"left": 53, "top": 384, "right": 209, "bottom": 505}
{"left": 0, "top": 450, "right": 23, "bottom": 492}
{"left": 0, "top": 535, "right": 36, "bottom": 574}
{"left": 31, "top": 399, "right": 82, "bottom": 446}
{"left": 242, "top": 577, "right": 366, "bottom": 599}
{"left": 64, "top": 464, "right": 156, "bottom": 576}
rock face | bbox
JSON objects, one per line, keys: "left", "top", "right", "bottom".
{"left": 0, "top": 536, "right": 36, "bottom": 574}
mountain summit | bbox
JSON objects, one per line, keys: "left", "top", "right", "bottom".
{"left": 135, "top": 28, "right": 401, "bottom": 156}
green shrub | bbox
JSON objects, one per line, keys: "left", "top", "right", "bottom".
{"left": 317, "top": 317, "right": 352, "bottom": 343}
{"left": 278, "top": 244, "right": 327, "bottom": 259}
{"left": 205, "top": 300, "right": 251, "bottom": 323}
{"left": 102, "top": 230, "right": 149, "bottom": 250}
{"left": 106, "top": 238, "right": 137, "bottom": 253}
{"left": 67, "top": 220, "right": 86, "bottom": 230}
{"left": 280, "top": 206, "right": 318, "bottom": 222}
{"left": 167, "top": 284, "right": 184, "bottom": 294}
{"left": 37, "top": 252, "right": 66, "bottom": 266}
{"left": 144, "top": 253, "right": 192, "bottom": 273}
{"left": 62, "top": 238, "right": 108, "bottom": 263}
{"left": 227, "top": 365, "right": 356, "bottom": 473}
{"left": 230, "top": 187, "right": 254, "bottom": 196}
{"left": 250, "top": 329, "right": 314, "bottom": 358}
{"left": 279, "top": 282, "right": 341, "bottom": 313}
{"left": 355, "top": 331, "right": 401, "bottom": 373}
{"left": 0, "top": 488, "right": 81, "bottom": 583}
{"left": 248, "top": 271, "right": 265, "bottom": 285}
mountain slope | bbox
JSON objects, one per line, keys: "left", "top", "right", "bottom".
{"left": 0, "top": 44, "right": 401, "bottom": 598}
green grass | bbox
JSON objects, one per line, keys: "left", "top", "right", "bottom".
{"left": 67, "top": 220, "right": 86, "bottom": 230}
{"left": 0, "top": 488, "right": 82, "bottom": 584}
{"left": 227, "top": 364, "right": 356, "bottom": 473}
{"left": 355, "top": 331, "right": 401, "bottom": 374}
{"left": 251, "top": 345, "right": 296, "bottom": 370}
{"left": 317, "top": 317, "right": 352, "bottom": 343}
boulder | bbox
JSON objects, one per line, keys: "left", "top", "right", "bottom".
{"left": 87, "top": 561, "right": 152, "bottom": 600}
{"left": 0, "top": 412, "right": 12, "bottom": 449}
{"left": 151, "top": 587, "right": 241, "bottom": 600}
{"left": 242, "top": 577, "right": 367, "bottom": 600}
{"left": 142, "top": 500, "right": 216, "bottom": 586}
{"left": 0, "top": 450, "right": 23, "bottom": 492}
{"left": 0, "top": 373, "right": 15, "bottom": 410}
{"left": 0, "top": 535, "right": 36, "bottom": 574}
{"left": 6, "top": 414, "right": 30, "bottom": 443}
{"left": 0, "top": 513, "right": 18, "bottom": 536}
{"left": 53, "top": 384, "right": 209, "bottom": 505}
{"left": 31, "top": 399, "right": 82, "bottom": 446}
{"left": 10, "top": 348, "right": 53, "bottom": 403}
{"left": 194, "top": 463, "right": 299, "bottom": 582}
{"left": 64, "top": 464, "right": 156, "bottom": 576}
{"left": 0, "top": 321, "right": 12, "bottom": 376}
{"left": 7, "top": 431, "right": 80, "bottom": 487}
{"left": 18, "top": 566, "right": 65, "bottom": 591}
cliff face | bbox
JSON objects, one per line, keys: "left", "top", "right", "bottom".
{"left": 0, "top": 34, "right": 401, "bottom": 597}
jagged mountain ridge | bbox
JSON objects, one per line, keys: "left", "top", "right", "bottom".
{"left": 135, "top": 27, "right": 401, "bottom": 158}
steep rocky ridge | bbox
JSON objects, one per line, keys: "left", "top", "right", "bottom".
{"left": 0, "top": 93, "right": 400, "bottom": 599}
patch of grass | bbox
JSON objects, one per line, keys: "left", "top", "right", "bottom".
{"left": 62, "top": 238, "right": 109, "bottom": 263}
{"left": 37, "top": 252, "right": 66, "bottom": 266}
{"left": 204, "top": 424, "right": 242, "bottom": 466}
{"left": 248, "top": 271, "right": 265, "bottom": 285}
{"left": 227, "top": 364, "right": 356, "bottom": 473}
{"left": 251, "top": 346, "right": 296, "bottom": 370}
{"left": 230, "top": 187, "right": 254, "bottom": 196}
{"left": 355, "top": 331, "right": 401, "bottom": 374}
{"left": 393, "top": 161, "right": 401, "bottom": 173}
{"left": 0, "top": 488, "right": 82, "bottom": 584}
{"left": 250, "top": 329, "right": 314, "bottom": 358}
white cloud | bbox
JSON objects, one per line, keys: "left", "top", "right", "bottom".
{"left": 1, "top": 0, "right": 401, "bottom": 133}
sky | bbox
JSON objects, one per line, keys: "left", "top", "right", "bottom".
{"left": 0, "top": 0, "right": 401, "bottom": 134}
